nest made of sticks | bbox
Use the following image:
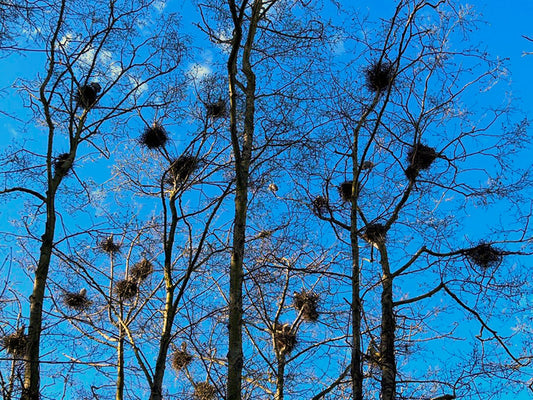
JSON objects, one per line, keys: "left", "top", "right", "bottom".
{"left": 363, "top": 223, "right": 387, "bottom": 245}
{"left": 293, "top": 291, "right": 319, "bottom": 322}
{"left": 63, "top": 290, "right": 92, "bottom": 311}
{"left": 206, "top": 99, "right": 226, "bottom": 118}
{"left": 361, "top": 160, "right": 374, "bottom": 170}
{"left": 312, "top": 196, "right": 329, "bottom": 216}
{"left": 139, "top": 124, "right": 169, "bottom": 149}
{"left": 130, "top": 258, "right": 153, "bottom": 281}
{"left": 465, "top": 243, "right": 503, "bottom": 269}
{"left": 115, "top": 279, "right": 138, "bottom": 300}
{"left": 100, "top": 236, "right": 120, "bottom": 254}
{"left": 76, "top": 82, "right": 101, "bottom": 110}
{"left": 365, "top": 61, "right": 394, "bottom": 93}
{"left": 171, "top": 348, "right": 193, "bottom": 372}
{"left": 405, "top": 144, "right": 437, "bottom": 180}
{"left": 272, "top": 322, "right": 297, "bottom": 355}
{"left": 338, "top": 181, "right": 356, "bottom": 202}
{"left": 54, "top": 153, "right": 72, "bottom": 175}
{"left": 2, "top": 328, "right": 27, "bottom": 357}
{"left": 167, "top": 155, "right": 199, "bottom": 185}
{"left": 193, "top": 382, "right": 216, "bottom": 400}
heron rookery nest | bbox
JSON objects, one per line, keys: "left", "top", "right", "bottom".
{"left": 405, "top": 144, "right": 437, "bottom": 180}
{"left": 139, "top": 124, "right": 169, "bottom": 149}
{"left": 465, "top": 243, "right": 503, "bottom": 269}
{"left": 338, "top": 181, "right": 357, "bottom": 202}
{"left": 130, "top": 258, "right": 153, "bottom": 281}
{"left": 2, "top": 328, "right": 27, "bottom": 357}
{"left": 167, "top": 155, "right": 199, "bottom": 185}
{"left": 363, "top": 223, "right": 387, "bottom": 245}
{"left": 365, "top": 61, "right": 394, "bottom": 93}
{"left": 54, "top": 153, "right": 72, "bottom": 175}
{"left": 206, "top": 99, "right": 226, "bottom": 118}
{"left": 312, "top": 196, "right": 329, "bottom": 216}
{"left": 193, "top": 382, "right": 216, "bottom": 400}
{"left": 115, "top": 279, "right": 138, "bottom": 300}
{"left": 293, "top": 291, "right": 319, "bottom": 322}
{"left": 171, "top": 349, "right": 193, "bottom": 372}
{"left": 63, "top": 290, "right": 92, "bottom": 311}
{"left": 272, "top": 322, "right": 297, "bottom": 355}
{"left": 76, "top": 82, "right": 101, "bottom": 110}
{"left": 100, "top": 236, "right": 120, "bottom": 254}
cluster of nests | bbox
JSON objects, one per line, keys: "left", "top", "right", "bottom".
{"left": 170, "top": 345, "right": 215, "bottom": 400}
{"left": 114, "top": 258, "right": 154, "bottom": 301}
{"left": 2, "top": 328, "right": 27, "bottom": 357}
{"left": 464, "top": 242, "right": 503, "bottom": 269}
{"left": 76, "top": 82, "right": 101, "bottom": 110}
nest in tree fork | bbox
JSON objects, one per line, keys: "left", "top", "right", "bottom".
{"left": 193, "top": 382, "right": 216, "bottom": 400}
{"left": 338, "top": 181, "right": 356, "bottom": 202}
{"left": 2, "top": 328, "right": 27, "bottom": 357}
{"left": 167, "top": 155, "right": 199, "bottom": 185}
{"left": 363, "top": 223, "right": 387, "bottom": 244}
{"left": 365, "top": 61, "right": 394, "bottom": 92}
{"left": 293, "top": 291, "right": 320, "bottom": 322}
{"left": 100, "top": 236, "right": 120, "bottom": 254}
{"left": 130, "top": 258, "right": 153, "bottom": 281}
{"left": 205, "top": 99, "right": 226, "bottom": 118}
{"left": 405, "top": 144, "right": 437, "bottom": 180}
{"left": 76, "top": 82, "right": 101, "bottom": 110}
{"left": 171, "top": 348, "right": 193, "bottom": 372}
{"left": 115, "top": 279, "right": 138, "bottom": 300}
{"left": 465, "top": 243, "right": 503, "bottom": 269}
{"left": 139, "top": 123, "right": 169, "bottom": 149}
{"left": 272, "top": 322, "right": 297, "bottom": 355}
{"left": 63, "top": 290, "right": 92, "bottom": 311}
{"left": 54, "top": 153, "right": 72, "bottom": 175}
{"left": 312, "top": 196, "right": 329, "bottom": 216}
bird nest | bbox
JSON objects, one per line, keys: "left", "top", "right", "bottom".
{"left": 338, "top": 181, "right": 356, "bottom": 202}
{"left": 293, "top": 291, "right": 319, "bottom": 322}
{"left": 100, "top": 236, "right": 120, "bottom": 254}
{"left": 465, "top": 243, "right": 503, "bottom": 269}
{"left": 171, "top": 348, "right": 193, "bottom": 372}
{"left": 405, "top": 144, "right": 437, "bottom": 181}
{"left": 365, "top": 61, "right": 394, "bottom": 93}
{"left": 272, "top": 322, "right": 297, "bottom": 355}
{"left": 139, "top": 124, "right": 169, "bottom": 149}
{"left": 76, "top": 82, "right": 101, "bottom": 110}
{"left": 167, "top": 155, "right": 199, "bottom": 185}
{"left": 193, "top": 382, "right": 216, "bottom": 400}
{"left": 115, "top": 279, "right": 138, "bottom": 300}
{"left": 206, "top": 99, "right": 226, "bottom": 118}
{"left": 63, "top": 290, "right": 92, "bottom": 311}
{"left": 130, "top": 258, "right": 153, "bottom": 281}
{"left": 54, "top": 153, "right": 72, "bottom": 175}
{"left": 2, "top": 328, "right": 27, "bottom": 357}
{"left": 312, "top": 196, "right": 329, "bottom": 216}
{"left": 363, "top": 223, "right": 387, "bottom": 244}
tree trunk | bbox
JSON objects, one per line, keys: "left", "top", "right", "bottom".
{"left": 274, "top": 355, "right": 286, "bottom": 400}
{"left": 116, "top": 327, "right": 124, "bottom": 400}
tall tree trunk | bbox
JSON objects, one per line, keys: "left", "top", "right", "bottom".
{"left": 274, "top": 355, "right": 286, "bottom": 400}
{"left": 378, "top": 247, "right": 396, "bottom": 400}
{"left": 116, "top": 327, "right": 124, "bottom": 400}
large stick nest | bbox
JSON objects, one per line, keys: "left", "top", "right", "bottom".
{"left": 193, "top": 382, "right": 216, "bottom": 400}
{"left": 100, "top": 236, "right": 120, "bottom": 254}
{"left": 363, "top": 223, "right": 387, "bottom": 245}
{"left": 167, "top": 155, "right": 199, "bottom": 185}
{"left": 405, "top": 144, "right": 437, "bottom": 180}
{"left": 338, "top": 181, "right": 356, "bottom": 202}
{"left": 205, "top": 99, "right": 226, "bottom": 118}
{"left": 115, "top": 279, "right": 138, "bottom": 300}
{"left": 365, "top": 61, "right": 394, "bottom": 93}
{"left": 312, "top": 196, "right": 329, "bottom": 216}
{"left": 464, "top": 243, "right": 503, "bottom": 269}
{"left": 130, "top": 258, "right": 153, "bottom": 281}
{"left": 54, "top": 153, "right": 72, "bottom": 175}
{"left": 293, "top": 291, "right": 320, "bottom": 322}
{"left": 2, "top": 328, "right": 27, "bottom": 357}
{"left": 171, "top": 348, "right": 193, "bottom": 372}
{"left": 272, "top": 322, "right": 297, "bottom": 355}
{"left": 76, "top": 82, "right": 101, "bottom": 110}
{"left": 63, "top": 290, "right": 92, "bottom": 311}
{"left": 139, "top": 124, "right": 169, "bottom": 149}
